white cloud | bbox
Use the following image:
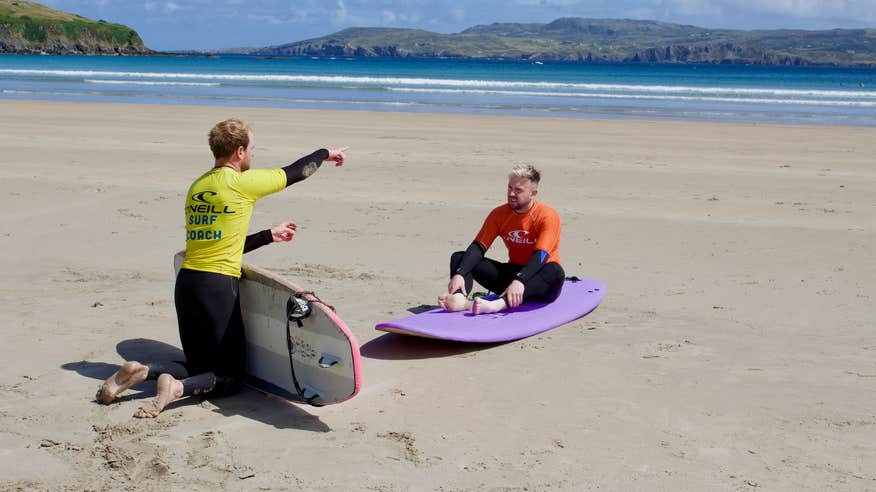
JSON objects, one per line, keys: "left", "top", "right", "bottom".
{"left": 144, "top": 2, "right": 183, "bottom": 14}
{"left": 335, "top": 0, "right": 349, "bottom": 22}
{"left": 511, "top": 0, "right": 579, "bottom": 5}
{"left": 666, "top": 0, "right": 725, "bottom": 18}
{"left": 731, "top": 0, "right": 876, "bottom": 19}
{"left": 379, "top": 8, "right": 422, "bottom": 25}
{"left": 247, "top": 11, "right": 309, "bottom": 25}
{"left": 498, "top": 0, "right": 876, "bottom": 28}
{"left": 644, "top": 0, "right": 876, "bottom": 25}
{"left": 398, "top": 12, "right": 423, "bottom": 24}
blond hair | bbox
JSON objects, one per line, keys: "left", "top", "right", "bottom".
{"left": 208, "top": 119, "right": 252, "bottom": 159}
{"left": 509, "top": 164, "right": 541, "bottom": 186}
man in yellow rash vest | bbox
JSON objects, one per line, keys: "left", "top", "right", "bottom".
{"left": 96, "top": 118, "right": 348, "bottom": 418}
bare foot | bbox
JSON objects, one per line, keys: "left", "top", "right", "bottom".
{"left": 437, "top": 292, "right": 471, "bottom": 312}
{"left": 134, "top": 373, "right": 184, "bottom": 419}
{"left": 96, "top": 361, "right": 148, "bottom": 404}
{"left": 472, "top": 297, "right": 507, "bottom": 315}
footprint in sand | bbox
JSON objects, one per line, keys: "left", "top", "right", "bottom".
{"left": 378, "top": 431, "right": 421, "bottom": 464}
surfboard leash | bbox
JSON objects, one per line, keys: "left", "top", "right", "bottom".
{"left": 286, "top": 294, "right": 311, "bottom": 404}
{"left": 298, "top": 290, "right": 335, "bottom": 312}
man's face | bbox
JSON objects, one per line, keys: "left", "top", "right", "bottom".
{"left": 507, "top": 176, "right": 538, "bottom": 212}
{"left": 240, "top": 130, "right": 254, "bottom": 171}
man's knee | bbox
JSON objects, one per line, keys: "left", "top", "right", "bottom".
{"left": 544, "top": 263, "right": 566, "bottom": 302}
{"left": 547, "top": 262, "right": 565, "bottom": 282}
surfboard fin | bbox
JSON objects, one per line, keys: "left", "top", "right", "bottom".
{"left": 318, "top": 354, "right": 341, "bottom": 368}
{"left": 302, "top": 386, "right": 324, "bottom": 406}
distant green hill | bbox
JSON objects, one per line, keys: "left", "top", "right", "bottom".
{"left": 254, "top": 18, "right": 876, "bottom": 66}
{"left": 0, "top": 0, "right": 151, "bottom": 54}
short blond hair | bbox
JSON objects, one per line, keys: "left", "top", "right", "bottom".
{"left": 509, "top": 164, "right": 541, "bottom": 186}
{"left": 208, "top": 119, "right": 251, "bottom": 159}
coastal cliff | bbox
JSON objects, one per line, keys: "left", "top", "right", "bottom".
{"left": 255, "top": 18, "right": 876, "bottom": 66}
{"left": 0, "top": 0, "right": 151, "bottom": 55}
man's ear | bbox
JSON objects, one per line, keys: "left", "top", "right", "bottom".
{"left": 531, "top": 187, "right": 539, "bottom": 197}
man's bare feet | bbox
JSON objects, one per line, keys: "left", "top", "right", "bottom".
{"left": 437, "top": 292, "right": 472, "bottom": 312}
{"left": 96, "top": 361, "right": 149, "bottom": 404}
{"left": 472, "top": 297, "right": 508, "bottom": 315}
{"left": 134, "top": 373, "right": 184, "bottom": 419}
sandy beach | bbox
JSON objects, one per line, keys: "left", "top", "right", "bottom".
{"left": 1, "top": 99, "right": 874, "bottom": 491}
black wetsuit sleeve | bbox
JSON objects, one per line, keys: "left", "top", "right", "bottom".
{"left": 282, "top": 149, "right": 330, "bottom": 187}
{"left": 515, "top": 249, "right": 549, "bottom": 284}
{"left": 454, "top": 241, "right": 486, "bottom": 277}
{"left": 243, "top": 230, "right": 272, "bottom": 254}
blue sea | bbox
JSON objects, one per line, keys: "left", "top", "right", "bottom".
{"left": 1, "top": 54, "right": 875, "bottom": 125}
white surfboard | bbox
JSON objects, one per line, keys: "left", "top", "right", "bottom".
{"left": 174, "top": 252, "right": 362, "bottom": 406}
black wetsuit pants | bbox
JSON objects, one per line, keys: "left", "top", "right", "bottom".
{"left": 450, "top": 251, "right": 566, "bottom": 303}
{"left": 141, "top": 268, "right": 245, "bottom": 398}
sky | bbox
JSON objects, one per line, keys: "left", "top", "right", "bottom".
{"left": 41, "top": 0, "right": 876, "bottom": 51}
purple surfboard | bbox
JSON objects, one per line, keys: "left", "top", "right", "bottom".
{"left": 375, "top": 278, "right": 606, "bottom": 343}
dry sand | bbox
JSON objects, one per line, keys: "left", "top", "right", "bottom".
{"left": 0, "top": 100, "right": 874, "bottom": 491}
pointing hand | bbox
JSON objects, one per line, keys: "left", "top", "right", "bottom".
{"left": 326, "top": 146, "right": 349, "bottom": 166}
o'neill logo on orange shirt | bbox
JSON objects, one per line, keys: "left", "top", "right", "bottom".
{"left": 506, "top": 230, "right": 536, "bottom": 244}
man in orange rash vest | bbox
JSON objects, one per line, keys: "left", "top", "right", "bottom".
{"left": 438, "top": 164, "right": 565, "bottom": 315}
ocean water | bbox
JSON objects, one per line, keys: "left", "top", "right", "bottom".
{"left": 1, "top": 54, "right": 875, "bottom": 125}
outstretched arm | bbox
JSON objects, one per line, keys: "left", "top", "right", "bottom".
{"left": 282, "top": 147, "right": 348, "bottom": 187}
{"left": 243, "top": 230, "right": 271, "bottom": 254}
{"left": 243, "top": 221, "right": 297, "bottom": 253}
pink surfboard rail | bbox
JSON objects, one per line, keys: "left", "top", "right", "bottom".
{"left": 242, "top": 261, "right": 362, "bottom": 405}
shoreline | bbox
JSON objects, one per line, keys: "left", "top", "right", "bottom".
{"left": 5, "top": 96, "right": 876, "bottom": 128}
{"left": 4, "top": 55, "right": 875, "bottom": 127}
{"left": 4, "top": 97, "right": 876, "bottom": 130}
{"left": 5, "top": 51, "right": 876, "bottom": 68}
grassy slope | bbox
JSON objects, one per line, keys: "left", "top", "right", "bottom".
{"left": 267, "top": 18, "right": 876, "bottom": 65}
{"left": 0, "top": 0, "right": 148, "bottom": 50}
